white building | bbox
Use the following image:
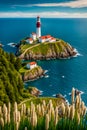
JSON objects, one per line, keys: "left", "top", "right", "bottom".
{"left": 50, "top": 37, "right": 56, "bottom": 42}
{"left": 39, "top": 36, "right": 46, "bottom": 43}
{"left": 45, "top": 35, "right": 52, "bottom": 42}
{"left": 30, "top": 33, "right": 37, "bottom": 41}
{"left": 26, "top": 62, "right": 37, "bottom": 69}
{"left": 26, "top": 38, "right": 33, "bottom": 44}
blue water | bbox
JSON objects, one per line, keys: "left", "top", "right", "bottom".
{"left": 0, "top": 18, "right": 87, "bottom": 104}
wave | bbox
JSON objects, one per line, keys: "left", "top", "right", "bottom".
{"left": 39, "top": 90, "right": 43, "bottom": 95}
{"left": 68, "top": 92, "right": 71, "bottom": 95}
{"left": 52, "top": 94, "right": 56, "bottom": 97}
{"left": 45, "top": 75, "right": 49, "bottom": 78}
{"left": 62, "top": 75, "right": 65, "bottom": 78}
{"left": 68, "top": 89, "right": 84, "bottom": 96}
{"left": 64, "top": 94, "right": 67, "bottom": 98}
{"left": 7, "top": 42, "right": 17, "bottom": 47}
{"left": 44, "top": 70, "right": 49, "bottom": 74}
{"left": 66, "top": 99, "right": 69, "bottom": 105}
{"left": 80, "top": 91, "right": 84, "bottom": 95}
{"left": 73, "top": 48, "right": 83, "bottom": 57}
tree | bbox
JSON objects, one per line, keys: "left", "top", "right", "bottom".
{"left": 9, "top": 53, "right": 16, "bottom": 64}
{"left": 15, "top": 58, "right": 22, "bottom": 71}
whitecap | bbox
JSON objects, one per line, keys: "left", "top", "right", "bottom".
{"left": 45, "top": 75, "right": 49, "bottom": 78}
{"left": 80, "top": 91, "right": 84, "bottom": 95}
{"left": 52, "top": 94, "right": 56, "bottom": 97}
{"left": 44, "top": 70, "right": 49, "bottom": 74}
{"left": 41, "top": 75, "right": 44, "bottom": 78}
{"left": 62, "top": 75, "right": 65, "bottom": 78}
{"left": 39, "top": 90, "right": 43, "bottom": 95}
{"left": 7, "top": 42, "right": 16, "bottom": 47}
{"left": 64, "top": 94, "right": 67, "bottom": 98}
{"left": 66, "top": 100, "right": 69, "bottom": 105}
{"left": 68, "top": 93, "right": 71, "bottom": 95}
{"left": 73, "top": 48, "right": 83, "bottom": 57}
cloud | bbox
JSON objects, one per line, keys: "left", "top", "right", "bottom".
{"left": 0, "top": 11, "right": 87, "bottom": 18}
{"left": 14, "top": 0, "right": 87, "bottom": 8}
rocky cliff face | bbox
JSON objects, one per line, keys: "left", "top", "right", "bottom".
{"left": 23, "top": 66, "right": 44, "bottom": 81}
{"left": 28, "top": 87, "right": 40, "bottom": 97}
{"left": 17, "top": 41, "right": 77, "bottom": 60}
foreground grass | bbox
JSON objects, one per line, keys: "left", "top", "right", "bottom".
{"left": 0, "top": 88, "right": 87, "bottom": 130}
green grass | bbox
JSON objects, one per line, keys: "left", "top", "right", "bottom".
{"left": 20, "top": 44, "right": 36, "bottom": 53}
{"left": 23, "top": 97, "right": 65, "bottom": 107}
{"left": 19, "top": 66, "right": 28, "bottom": 74}
{"left": 19, "top": 65, "right": 42, "bottom": 76}
{"left": 19, "top": 39, "right": 70, "bottom": 56}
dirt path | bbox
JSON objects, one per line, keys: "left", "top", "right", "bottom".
{"left": 18, "top": 98, "right": 34, "bottom": 107}
{"left": 19, "top": 43, "right": 40, "bottom": 58}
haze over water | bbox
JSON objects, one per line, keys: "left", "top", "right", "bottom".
{"left": 0, "top": 18, "right": 87, "bottom": 104}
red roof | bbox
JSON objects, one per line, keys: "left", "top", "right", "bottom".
{"left": 30, "top": 62, "right": 37, "bottom": 65}
{"left": 46, "top": 35, "right": 51, "bottom": 38}
{"left": 40, "top": 36, "right": 46, "bottom": 39}
{"left": 39, "top": 35, "right": 52, "bottom": 40}
{"left": 28, "top": 38, "right": 33, "bottom": 41}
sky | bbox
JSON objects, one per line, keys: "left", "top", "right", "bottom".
{"left": 0, "top": 0, "right": 87, "bottom": 18}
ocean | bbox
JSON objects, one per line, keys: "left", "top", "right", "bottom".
{"left": 0, "top": 18, "right": 87, "bottom": 104}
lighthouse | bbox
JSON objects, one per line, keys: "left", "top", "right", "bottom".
{"left": 36, "top": 16, "right": 41, "bottom": 38}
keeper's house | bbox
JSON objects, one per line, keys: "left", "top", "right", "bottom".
{"left": 26, "top": 62, "right": 37, "bottom": 69}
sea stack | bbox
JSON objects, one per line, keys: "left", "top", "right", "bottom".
{"left": 36, "top": 16, "right": 41, "bottom": 38}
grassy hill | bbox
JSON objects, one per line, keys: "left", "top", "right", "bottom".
{"left": 0, "top": 48, "right": 34, "bottom": 105}
{"left": 18, "top": 39, "right": 76, "bottom": 60}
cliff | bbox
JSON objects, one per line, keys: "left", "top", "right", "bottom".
{"left": 23, "top": 66, "right": 44, "bottom": 81}
{"left": 28, "top": 87, "right": 40, "bottom": 97}
{"left": 17, "top": 39, "right": 77, "bottom": 60}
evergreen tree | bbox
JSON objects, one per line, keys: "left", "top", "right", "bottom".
{"left": 9, "top": 53, "right": 16, "bottom": 64}
{"left": 15, "top": 57, "right": 22, "bottom": 71}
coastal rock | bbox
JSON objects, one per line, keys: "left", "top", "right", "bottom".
{"left": 28, "top": 87, "right": 40, "bottom": 97}
{"left": 17, "top": 40, "right": 77, "bottom": 60}
{"left": 0, "top": 43, "right": 3, "bottom": 47}
{"left": 23, "top": 66, "right": 44, "bottom": 81}
{"left": 56, "top": 94, "right": 66, "bottom": 101}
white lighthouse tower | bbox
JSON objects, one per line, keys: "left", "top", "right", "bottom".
{"left": 36, "top": 16, "right": 41, "bottom": 38}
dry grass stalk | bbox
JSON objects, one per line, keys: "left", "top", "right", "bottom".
{"left": 16, "top": 121, "right": 19, "bottom": 130}
{"left": 27, "top": 107, "right": 30, "bottom": 116}
{"left": 61, "top": 103, "right": 65, "bottom": 116}
{"left": 0, "top": 117, "right": 4, "bottom": 127}
{"left": 7, "top": 113, "right": 10, "bottom": 123}
{"left": 75, "top": 95, "right": 79, "bottom": 109}
{"left": 23, "top": 103, "right": 26, "bottom": 115}
{"left": 65, "top": 104, "right": 70, "bottom": 118}
{"left": 70, "top": 104, "right": 75, "bottom": 120}
{"left": 54, "top": 107, "right": 58, "bottom": 125}
{"left": 45, "top": 114, "right": 49, "bottom": 130}
{"left": 71, "top": 88, "right": 75, "bottom": 104}
{"left": 8, "top": 102, "right": 11, "bottom": 114}
{"left": 25, "top": 127, "right": 27, "bottom": 130}
{"left": 20, "top": 104, "right": 23, "bottom": 116}
{"left": 77, "top": 112, "right": 80, "bottom": 124}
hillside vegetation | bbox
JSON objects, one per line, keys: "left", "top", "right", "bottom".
{"left": 18, "top": 39, "right": 76, "bottom": 60}
{"left": 0, "top": 48, "right": 33, "bottom": 105}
